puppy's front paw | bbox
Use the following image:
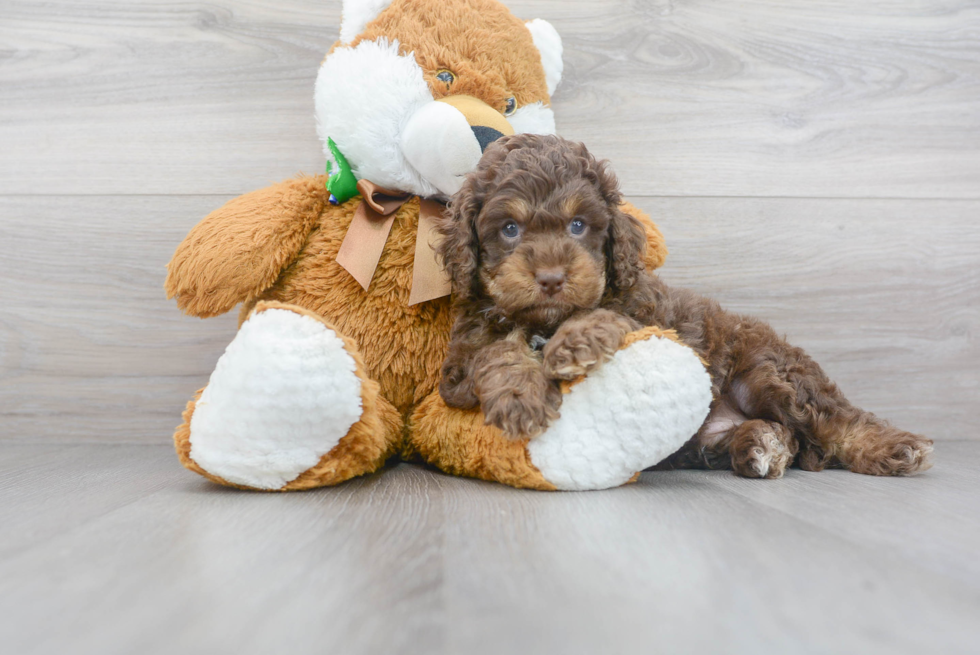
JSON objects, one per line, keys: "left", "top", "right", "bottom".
{"left": 439, "top": 363, "right": 479, "bottom": 409}
{"left": 481, "top": 380, "right": 562, "bottom": 440}
{"left": 471, "top": 339, "right": 564, "bottom": 439}
{"left": 543, "top": 310, "right": 640, "bottom": 380}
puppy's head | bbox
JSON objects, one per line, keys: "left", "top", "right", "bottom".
{"left": 438, "top": 134, "right": 647, "bottom": 328}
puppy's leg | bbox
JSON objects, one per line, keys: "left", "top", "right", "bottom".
{"left": 727, "top": 320, "right": 933, "bottom": 476}
{"left": 650, "top": 399, "right": 745, "bottom": 472}
{"left": 652, "top": 403, "right": 795, "bottom": 479}
{"left": 728, "top": 420, "right": 797, "bottom": 479}
{"left": 809, "top": 409, "right": 934, "bottom": 476}
{"left": 543, "top": 309, "right": 641, "bottom": 379}
{"left": 473, "top": 339, "right": 562, "bottom": 439}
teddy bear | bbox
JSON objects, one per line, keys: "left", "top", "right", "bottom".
{"left": 165, "top": 0, "right": 713, "bottom": 492}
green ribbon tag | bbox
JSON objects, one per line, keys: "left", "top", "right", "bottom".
{"left": 325, "top": 137, "right": 359, "bottom": 204}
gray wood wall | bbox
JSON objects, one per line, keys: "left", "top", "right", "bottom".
{"left": 1, "top": 0, "right": 978, "bottom": 443}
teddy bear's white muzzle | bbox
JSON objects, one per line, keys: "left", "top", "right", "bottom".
{"left": 400, "top": 102, "right": 486, "bottom": 197}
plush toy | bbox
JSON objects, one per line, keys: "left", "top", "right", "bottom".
{"left": 165, "top": 0, "right": 713, "bottom": 492}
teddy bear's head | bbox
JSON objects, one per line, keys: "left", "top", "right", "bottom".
{"left": 315, "top": 0, "right": 563, "bottom": 199}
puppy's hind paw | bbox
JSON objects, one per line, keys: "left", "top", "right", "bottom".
{"left": 729, "top": 420, "right": 797, "bottom": 479}
{"left": 845, "top": 428, "right": 934, "bottom": 476}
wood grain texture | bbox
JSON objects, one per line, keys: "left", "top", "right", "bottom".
{"left": 1, "top": 0, "right": 978, "bottom": 197}
{"left": 1, "top": 195, "right": 977, "bottom": 442}
{"left": 0, "top": 443, "right": 978, "bottom": 655}
{"left": 0, "top": 195, "right": 239, "bottom": 441}
{"left": 2, "top": 4, "right": 977, "bottom": 653}
{"left": 644, "top": 197, "right": 980, "bottom": 441}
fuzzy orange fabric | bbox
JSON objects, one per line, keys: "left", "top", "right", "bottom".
{"left": 166, "top": 177, "right": 328, "bottom": 319}
{"left": 167, "top": 174, "right": 667, "bottom": 490}
{"left": 410, "top": 393, "right": 556, "bottom": 490}
{"left": 167, "top": 0, "right": 679, "bottom": 491}
{"left": 408, "top": 326, "right": 693, "bottom": 489}
{"left": 248, "top": 193, "right": 456, "bottom": 419}
{"left": 347, "top": 0, "right": 550, "bottom": 113}
{"left": 622, "top": 203, "right": 668, "bottom": 271}
{"left": 173, "top": 301, "right": 402, "bottom": 490}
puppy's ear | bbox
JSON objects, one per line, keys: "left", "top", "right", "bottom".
{"left": 606, "top": 205, "right": 647, "bottom": 291}
{"left": 436, "top": 175, "right": 482, "bottom": 301}
{"left": 591, "top": 158, "right": 646, "bottom": 291}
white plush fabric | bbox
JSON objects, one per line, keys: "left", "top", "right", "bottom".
{"left": 316, "top": 34, "right": 564, "bottom": 199}
{"left": 189, "top": 309, "right": 364, "bottom": 490}
{"left": 528, "top": 336, "right": 712, "bottom": 491}
{"left": 315, "top": 38, "right": 441, "bottom": 198}
{"left": 508, "top": 101, "right": 557, "bottom": 136}
{"left": 400, "top": 100, "right": 484, "bottom": 197}
{"left": 339, "top": 0, "right": 394, "bottom": 44}
{"left": 525, "top": 19, "right": 564, "bottom": 96}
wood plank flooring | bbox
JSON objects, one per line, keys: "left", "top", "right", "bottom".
{"left": 1, "top": 441, "right": 978, "bottom": 655}
{"left": 1, "top": 3, "right": 977, "bottom": 653}
{"left": 2, "top": 0, "right": 978, "bottom": 197}
{"left": 1, "top": 0, "right": 977, "bottom": 444}
{"left": 1, "top": 195, "right": 976, "bottom": 442}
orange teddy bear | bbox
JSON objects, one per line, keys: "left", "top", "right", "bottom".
{"left": 165, "top": 0, "right": 712, "bottom": 492}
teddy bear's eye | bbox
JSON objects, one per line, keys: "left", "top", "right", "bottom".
{"left": 503, "top": 96, "right": 517, "bottom": 116}
{"left": 436, "top": 70, "right": 456, "bottom": 85}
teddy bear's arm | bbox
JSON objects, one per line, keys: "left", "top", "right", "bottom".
{"left": 620, "top": 201, "right": 668, "bottom": 272}
{"left": 165, "top": 177, "right": 327, "bottom": 318}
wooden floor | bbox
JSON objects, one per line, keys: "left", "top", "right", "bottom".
{"left": 2, "top": 2, "right": 979, "bottom": 653}
{"left": 1, "top": 441, "right": 978, "bottom": 655}
{"left": 1, "top": 0, "right": 978, "bottom": 444}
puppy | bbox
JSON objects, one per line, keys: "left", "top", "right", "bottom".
{"left": 436, "top": 134, "right": 933, "bottom": 478}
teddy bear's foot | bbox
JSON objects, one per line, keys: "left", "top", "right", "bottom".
{"left": 526, "top": 327, "right": 712, "bottom": 490}
{"left": 411, "top": 327, "right": 713, "bottom": 491}
{"left": 174, "top": 301, "right": 401, "bottom": 491}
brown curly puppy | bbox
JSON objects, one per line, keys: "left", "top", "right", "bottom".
{"left": 436, "top": 134, "right": 933, "bottom": 478}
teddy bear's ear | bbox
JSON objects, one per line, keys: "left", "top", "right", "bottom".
{"left": 340, "top": 0, "right": 395, "bottom": 44}
{"left": 525, "top": 19, "right": 564, "bottom": 97}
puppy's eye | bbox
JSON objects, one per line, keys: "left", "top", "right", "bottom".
{"left": 503, "top": 97, "right": 517, "bottom": 116}
{"left": 501, "top": 220, "right": 520, "bottom": 239}
{"left": 569, "top": 219, "right": 587, "bottom": 236}
{"left": 436, "top": 70, "right": 456, "bottom": 85}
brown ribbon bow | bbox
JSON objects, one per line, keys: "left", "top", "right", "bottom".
{"left": 335, "top": 179, "right": 452, "bottom": 306}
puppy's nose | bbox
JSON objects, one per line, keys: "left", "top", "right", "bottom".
{"left": 535, "top": 268, "right": 566, "bottom": 296}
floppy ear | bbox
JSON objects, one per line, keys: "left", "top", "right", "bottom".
{"left": 606, "top": 206, "right": 647, "bottom": 291}
{"left": 592, "top": 159, "right": 646, "bottom": 291}
{"left": 436, "top": 176, "right": 483, "bottom": 302}
{"left": 436, "top": 135, "right": 535, "bottom": 300}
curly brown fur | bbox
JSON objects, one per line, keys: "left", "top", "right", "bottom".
{"left": 436, "top": 134, "right": 646, "bottom": 437}
{"left": 727, "top": 420, "right": 798, "bottom": 479}
{"left": 472, "top": 336, "right": 563, "bottom": 438}
{"left": 438, "top": 134, "right": 933, "bottom": 475}
{"left": 542, "top": 309, "right": 641, "bottom": 380}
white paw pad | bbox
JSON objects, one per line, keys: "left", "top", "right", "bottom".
{"left": 527, "top": 335, "right": 712, "bottom": 490}
{"left": 189, "top": 309, "right": 363, "bottom": 490}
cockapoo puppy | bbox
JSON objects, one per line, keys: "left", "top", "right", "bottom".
{"left": 435, "top": 134, "right": 932, "bottom": 479}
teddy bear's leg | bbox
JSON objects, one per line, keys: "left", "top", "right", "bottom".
{"left": 410, "top": 393, "right": 557, "bottom": 490}
{"left": 410, "top": 327, "right": 713, "bottom": 491}
{"left": 173, "top": 301, "right": 402, "bottom": 491}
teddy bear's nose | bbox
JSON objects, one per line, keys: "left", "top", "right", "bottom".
{"left": 471, "top": 126, "right": 504, "bottom": 152}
